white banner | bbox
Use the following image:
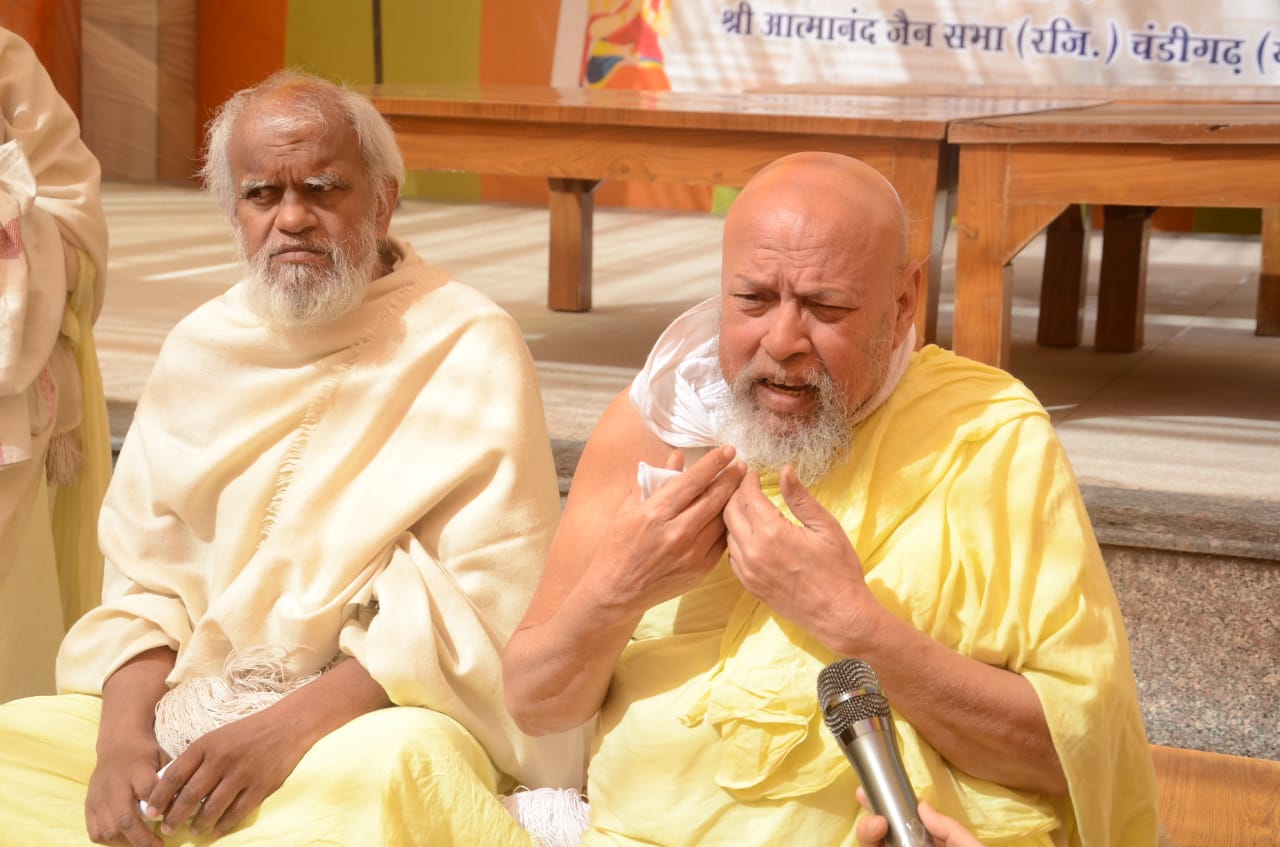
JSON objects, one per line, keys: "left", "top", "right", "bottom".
{"left": 555, "top": 1, "right": 1280, "bottom": 91}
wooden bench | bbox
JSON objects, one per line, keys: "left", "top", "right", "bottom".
{"left": 1152, "top": 744, "right": 1280, "bottom": 847}
{"left": 363, "top": 82, "right": 1094, "bottom": 346}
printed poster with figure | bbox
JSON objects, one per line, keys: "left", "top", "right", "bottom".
{"left": 554, "top": 0, "right": 1280, "bottom": 91}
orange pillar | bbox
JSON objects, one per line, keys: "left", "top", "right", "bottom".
{"left": 194, "top": 0, "right": 287, "bottom": 172}
{"left": 2, "top": 0, "right": 82, "bottom": 114}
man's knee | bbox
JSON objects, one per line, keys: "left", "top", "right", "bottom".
{"left": 312, "top": 706, "right": 496, "bottom": 790}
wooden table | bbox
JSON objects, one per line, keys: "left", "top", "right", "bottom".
{"left": 364, "top": 83, "right": 1090, "bottom": 344}
{"left": 754, "top": 82, "right": 1280, "bottom": 104}
{"left": 950, "top": 102, "right": 1280, "bottom": 368}
{"left": 754, "top": 83, "right": 1280, "bottom": 356}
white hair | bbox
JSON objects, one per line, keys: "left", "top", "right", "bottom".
{"left": 198, "top": 69, "right": 404, "bottom": 221}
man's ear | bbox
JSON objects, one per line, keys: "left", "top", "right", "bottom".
{"left": 895, "top": 259, "right": 922, "bottom": 348}
{"left": 376, "top": 181, "right": 399, "bottom": 237}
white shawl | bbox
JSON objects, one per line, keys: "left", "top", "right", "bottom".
{"left": 57, "top": 241, "right": 586, "bottom": 790}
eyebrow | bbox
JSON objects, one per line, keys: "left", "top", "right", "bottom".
{"left": 237, "top": 178, "right": 270, "bottom": 197}
{"left": 304, "top": 172, "right": 345, "bottom": 189}
{"left": 236, "top": 173, "right": 346, "bottom": 196}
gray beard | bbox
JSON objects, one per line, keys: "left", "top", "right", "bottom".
{"left": 717, "top": 348, "right": 892, "bottom": 487}
{"left": 239, "top": 220, "right": 380, "bottom": 330}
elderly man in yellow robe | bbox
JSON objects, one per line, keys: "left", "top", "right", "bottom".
{"left": 0, "top": 70, "right": 587, "bottom": 846}
{"left": 504, "top": 152, "right": 1160, "bottom": 845}
{"left": 0, "top": 26, "right": 112, "bottom": 703}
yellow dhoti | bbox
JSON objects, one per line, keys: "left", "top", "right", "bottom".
{"left": 0, "top": 695, "right": 537, "bottom": 846}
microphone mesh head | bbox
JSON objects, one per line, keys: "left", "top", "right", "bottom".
{"left": 817, "top": 658, "right": 892, "bottom": 735}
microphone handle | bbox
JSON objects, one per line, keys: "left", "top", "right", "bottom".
{"left": 839, "top": 725, "right": 936, "bottom": 847}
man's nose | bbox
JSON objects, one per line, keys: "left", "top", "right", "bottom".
{"left": 275, "top": 189, "right": 316, "bottom": 234}
{"left": 760, "top": 301, "right": 812, "bottom": 361}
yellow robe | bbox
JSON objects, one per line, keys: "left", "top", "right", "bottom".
{"left": 584, "top": 346, "right": 1158, "bottom": 846}
{"left": 0, "top": 26, "right": 111, "bottom": 702}
{"left": 0, "top": 241, "right": 585, "bottom": 844}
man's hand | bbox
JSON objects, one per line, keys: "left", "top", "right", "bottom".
{"left": 503, "top": 438, "right": 747, "bottom": 736}
{"left": 723, "top": 465, "right": 875, "bottom": 650}
{"left": 87, "top": 646, "right": 176, "bottom": 847}
{"left": 855, "top": 788, "right": 986, "bottom": 847}
{"left": 144, "top": 704, "right": 309, "bottom": 838}
{"left": 84, "top": 728, "right": 166, "bottom": 847}
{"left": 144, "top": 655, "right": 389, "bottom": 839}
{"left": 589, "top": 445, "right": 746, "bottom": 616}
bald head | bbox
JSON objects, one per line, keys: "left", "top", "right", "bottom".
{"left": 727, "top": 152, "right": 910, "bottom": 269}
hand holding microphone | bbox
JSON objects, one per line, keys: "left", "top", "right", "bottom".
{"left": 854, "top": 788, "right": 985, "bottom": 847}
{"left": 817, "top": 658, "right": 937, "bottom": 847}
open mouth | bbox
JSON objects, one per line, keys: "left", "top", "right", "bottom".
{"left": 758, "top": 378, "right": 814, "bottom": 395}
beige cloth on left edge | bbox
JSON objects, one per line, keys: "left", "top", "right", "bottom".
{"left": 0, "top": 27, "right": 110, "bottom": 702}
{"left": 56, "top": 240, "right": 588, "bottom": 791}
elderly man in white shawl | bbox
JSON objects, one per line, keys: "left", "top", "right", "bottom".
{"left": 0, "top": 26, "right": 112, "bottom": 704}
{"left": 0, "top": 70, "right": 588, "bottom": 846}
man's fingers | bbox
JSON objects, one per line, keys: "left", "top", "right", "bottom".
{"left": 153, "top": 753, "right": 213, "bottom": 836}
{"left": 650, "top": 448, "right": 744, "bottom": 522}
{"left": 91, "top": 804, "right": 160, "bottom": 847}
{"left": 659, "top": 446, "right": 738, "bottom": 501}
{"left": 87, "top": 764, "right": 163, "bottom": 847}
{"left": 209, "top": 787, "right": 258, "bottom": 837}
{"left": 854, "top": 813, "right": 889, "bottom": 847}
{"left": 160, "top": 780, "right": 209, "bottom": 835}
{"left": 189, "top": 779, "right": 241, "bottom": 837}
{"left": 778, "top": 465, "right": 829, "bottom": 528}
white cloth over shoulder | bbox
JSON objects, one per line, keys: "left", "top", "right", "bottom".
{"left": 629, "top": 297, "right": 730, "bottom": 450}
{"left": 629, "top": 298, "right": 728, "bottom": 497}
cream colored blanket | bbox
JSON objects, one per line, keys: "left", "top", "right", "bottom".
{"left": 0, "top": 27, "right": 110, "bottom": 697}
{"left": 57, "top": 241, "right": 586, "bottom": 790}
{"left": 0, "top": 26, "right": 107, "bottom": 479}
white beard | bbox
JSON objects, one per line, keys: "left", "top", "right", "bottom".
{"left": 240, "top": 219, "right": 380, "bottom": 330}
{"left": 717, "top": 345, "right": 892, "bottom": 486}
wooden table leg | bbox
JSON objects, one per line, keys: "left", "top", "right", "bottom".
{"left": 881, "top": 142, "right": 950, "bottom": 348}
{"left": 954, "top": 145, "right": 1070, "bottom": 369}
{"left": 1096, "top": 205, "right": 1155, "bottom": 353}
{"left": 1038, "top": 204, "right": 1091, "bottom": 347}
{"left": 954, "top": 146, "right": 1014, "bottom": 368}
{"left": 919, "top": 145, "right": 957, "bottom": 348}
{"left": 547, "top": 177, "right": 600, "bottom": 312}
{"left": 1258, "top": 206, "right": 1279, "bottom": 336}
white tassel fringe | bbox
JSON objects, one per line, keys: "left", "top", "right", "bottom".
{"left": 501, "top": 786, "right": 590, "bottom": 847}
{"left": 153, "top": 646, "right": 320, "bottom": 760}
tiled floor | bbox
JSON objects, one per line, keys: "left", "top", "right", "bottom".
{"left": 96, "top": 182, "right": 1280, "bottom": 758}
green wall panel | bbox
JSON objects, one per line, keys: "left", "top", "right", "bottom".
{"left": 285, "top": 0, "right": 484, "bottom": 200}
{"left": 285, "top": 0, "right": 375, "bottom": 84}
{"left": 381, "top": 1, "right": 480, "bottom": 83}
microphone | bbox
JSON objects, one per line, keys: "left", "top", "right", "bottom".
{"left": 817, "top": 658, "right": 935, "bottom": 847}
